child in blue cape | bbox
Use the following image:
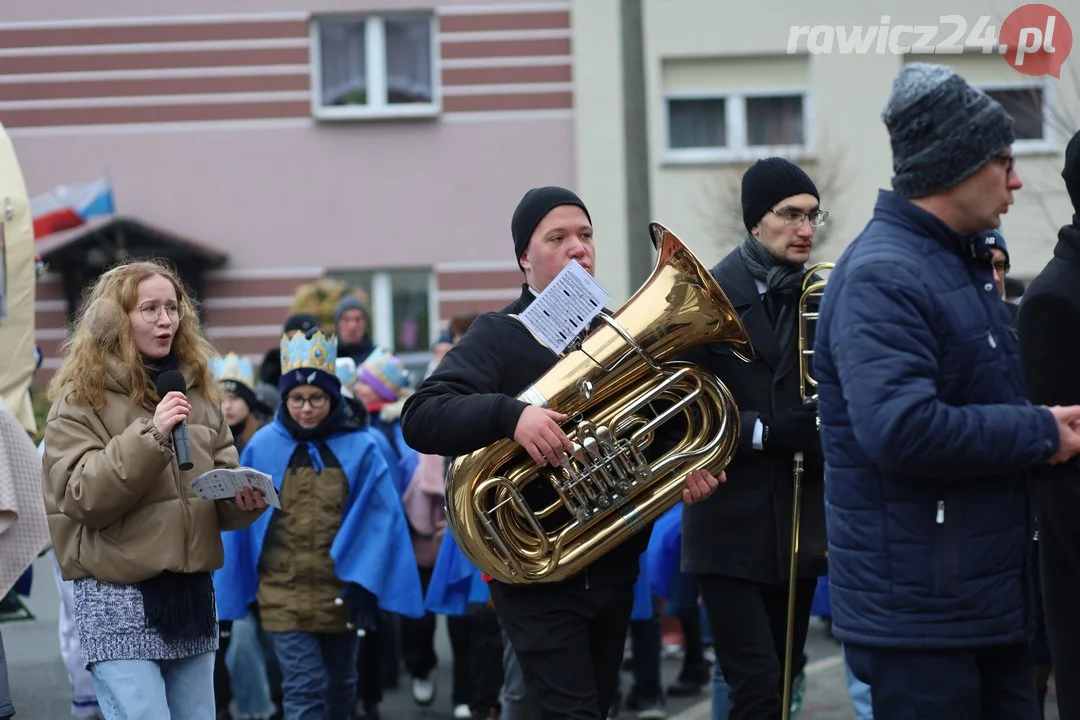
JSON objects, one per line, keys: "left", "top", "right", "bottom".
{"left": 215, "top": 329, "right": 424, "bottom": 720}
{"left": 352, "top": 347, "right": 419, "bottom": 493}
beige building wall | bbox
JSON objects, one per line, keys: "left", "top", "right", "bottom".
{"left": 575, "top": 0, "right": 1080, "bottom": 302}
{"left": 571, "top": 0, "right": 630, "bottom": 305}
{"left": 6, "top": 0, "right": 580, "bottom": 378}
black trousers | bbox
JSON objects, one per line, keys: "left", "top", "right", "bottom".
{"left": 465, "top": 602, "right": 506, "bottom": 711}
{"left": 697, "top": 574, "right": 817, "bottom": 720}
{"left": 400, "top": 567, "right": 505, "bottom": 709}
{"left": 845, "top": 642, "right": 1040, "bottom": 719}
{"left": 1038, "top": 491, "right": 1079, "bottom": 719}
{"left": 490, "top": 579, "right": 634, "bottom": 720}
{"left": 356, "top": 610, "right": 399, "bottom": 708}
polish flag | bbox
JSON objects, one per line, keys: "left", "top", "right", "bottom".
{"left": 31, "top": 176, "right": 115, "bottom": 239}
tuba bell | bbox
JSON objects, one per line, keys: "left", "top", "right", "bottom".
{"left": 444, "top": 222, "right": 753, "bottom": 585}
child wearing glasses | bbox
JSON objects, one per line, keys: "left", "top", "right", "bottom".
{"left": 215, "top": 327, "right": 424, "bottom": 720}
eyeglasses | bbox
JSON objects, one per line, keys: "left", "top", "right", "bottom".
{"left": 138, "top": 302, "right": 183, "bottom": 324}
{"left": 286, "top": 394, "right": 329, "bottom": 409}
{"left": 771, "top": 209, "right": 829, "bottom": 228}
{"left": 994, "top": 154, "right": 1016, "bottom": 175}
{"left": 992, "top": 261, "right": 1010, "bottom": 274}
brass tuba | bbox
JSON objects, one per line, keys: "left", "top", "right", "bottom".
{"left": 781, "top": 261, "right": 833, "bottom": 720}
{"left": 445, "top": 223, "right": 753, "bottom": 585}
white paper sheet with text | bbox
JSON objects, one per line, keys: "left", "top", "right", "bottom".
{"left": 517, "top": 260, "right": 612, "bottom": 355}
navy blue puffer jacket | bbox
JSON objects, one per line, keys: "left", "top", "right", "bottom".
{"left": 814, "top": 189, "right": 1059, "bottom": 649}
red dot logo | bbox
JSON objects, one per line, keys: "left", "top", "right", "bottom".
{"left": 999, "top": 4, "right": 1072, "bottom": 77}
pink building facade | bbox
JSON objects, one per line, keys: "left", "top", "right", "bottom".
{"left": 3, "top": 0, "right": 575, "bottom": 379}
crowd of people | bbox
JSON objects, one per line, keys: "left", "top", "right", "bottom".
{"left": 0, "top": 59, "right": 1074, "bottom": 720}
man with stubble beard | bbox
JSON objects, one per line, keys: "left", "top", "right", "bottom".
{"left": 401, "top": 186, "right": 723, "bottom": 720}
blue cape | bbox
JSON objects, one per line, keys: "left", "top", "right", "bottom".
{"left": 424, "top": 527, "right": 491, "bottom": 616}
{"left": 646, "top": 504, "right": 683, "bottom": 600}
{"left": 369, "top": 415, "right": 418, "bottom": 497}
{"left": 811, "top": 575, "right": 831, "bottom": 618}
{"left": 424, "top": 520, "right": 654, "bottom": 620}
{"left": 214, "top": 420, "right": 425, "bottom": 621}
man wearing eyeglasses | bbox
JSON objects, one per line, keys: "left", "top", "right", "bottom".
{"left": 982, "top": 229, "right": 1012, "bottom": 297}
{"left": 678, "top": 157, "right": 829, "bottom": 719}
{"left": 814, "top": 64, "right": 1080, "bottom": 718}
{"left": 981, "top": 230, "right": 1020, "bottom": 328}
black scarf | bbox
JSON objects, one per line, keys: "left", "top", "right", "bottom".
{"left": 738, "top": 235, "right": 805, "bottom": 362}
{"left": 139, "top": 571, "right": 217, "bottom": 644}
{"left": 137, "top": 352, "right": 217, "bottom": 644}
{"left": 144, "top": 352, "right": 178, "bottom": 387}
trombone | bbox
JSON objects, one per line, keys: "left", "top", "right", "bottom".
{"left": 781, "top": 261, "right": 832, "bottom": 720}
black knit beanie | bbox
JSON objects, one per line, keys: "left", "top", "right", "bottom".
{"left": 220, "top": 379, "right": 264, "bottom": 415}
{"left": 1063, "top": 128, "right": 1080, "bottom": 215}
{"left": 511, "top": 186, "right": 591, "bottom": 270}
{"left": 741, "top": 158, "right": 820, "bottom": 232}
{"left": 283, "top": 313, "right": 318, "bottom": 335}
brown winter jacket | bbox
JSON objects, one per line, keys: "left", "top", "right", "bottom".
{"left": 43, "top": 357, "right": 266, "bottom": 584}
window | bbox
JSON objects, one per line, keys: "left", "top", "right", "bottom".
{"left": 668, "top": 99, "right": 726, "bottom": 149}
{"left": 665, "top": 91, "right": 807, "bottom": 163}
{"left": 325, "top": 268, "right": 437, "bottom": 381}
{"left": 982, "top": 85, "right": 1048, "bottom": 144}
{"left": 312, "top": 13, "right": 438, "bottom": 120}
{"left": 746, "top": 96, "right": 804, "bottom": 146}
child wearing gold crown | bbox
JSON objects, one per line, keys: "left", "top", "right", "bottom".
{"left": 214, "top": 328, "right": 424, "bottom": 720}
{"left": 352, "top": 347, "right": 419, "bottom": 492}
{"left": 211, "top": 353, "right": 271, "bottom": 454}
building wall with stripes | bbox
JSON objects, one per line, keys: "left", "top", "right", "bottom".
{"left": 7, "top": 1, "right": 575, "bottom": 380}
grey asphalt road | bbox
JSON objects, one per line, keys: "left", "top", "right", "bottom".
{"left": 1, "top": 555, "right": 1059, "bottom": 719}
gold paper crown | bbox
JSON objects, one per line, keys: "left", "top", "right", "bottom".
{"left": 281, "top": 329, "right": 337, "bottom": 376}
{"left": 210, "top": 353, "right": 256, "bottom": 391}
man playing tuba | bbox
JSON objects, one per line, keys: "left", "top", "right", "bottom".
{"left": 401, "top": 186, "right": 722, "bottom": 720}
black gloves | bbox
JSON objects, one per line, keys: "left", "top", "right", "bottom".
{"left": 335, "top": 583, "right": 378, "bottom": 636}
{"left": 763, "top": 405, "right": 820, "bottom": 456}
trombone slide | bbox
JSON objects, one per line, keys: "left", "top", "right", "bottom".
{"left": 781, "top": 450, "right": 804, "bottom": 720}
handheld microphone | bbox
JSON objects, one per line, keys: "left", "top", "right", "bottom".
{"left": 156, "top": 370, "right": 193, "bottom": 471}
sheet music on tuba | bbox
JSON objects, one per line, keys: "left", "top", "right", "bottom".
{"left": 518, "top": 259, "right": 611, "bottom": 355}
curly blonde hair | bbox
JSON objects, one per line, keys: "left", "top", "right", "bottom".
{"left": 47, "top": 259, "right": 219, "bottom": 413}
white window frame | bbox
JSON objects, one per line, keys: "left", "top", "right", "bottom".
{"left": 371, "top": 269, "right": 440, "bottom": 380}
{"left": 310, "top": 13, "right": 441, "bottom": 121}
{"left": 662, "top": 87, "right": 813, "bottom": 165}
{"left": 325, "top": 268, "right": 438, "bottom": 379}
{"left": 975, "top": 79, "right": 1056, "bottom": 154}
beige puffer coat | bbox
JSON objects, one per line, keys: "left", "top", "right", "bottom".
{"left": 43, "top": 357, "right": 266, "bottom": 584}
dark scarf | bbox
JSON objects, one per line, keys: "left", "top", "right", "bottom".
{"left": 144, "top": 352, "right": 178, "bottom": 387}
{"left": 338, "top": 337, "right": 375, "bottom": 364}
{"left": 738, "top": 235, "right": 805, "bottom": 362}
{"left": 138, "top": 352, "right": 217, "bottom": 643}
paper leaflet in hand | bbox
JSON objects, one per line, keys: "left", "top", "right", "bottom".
{"left": 191, "top": 467, "right": 281, "bottom": 509}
